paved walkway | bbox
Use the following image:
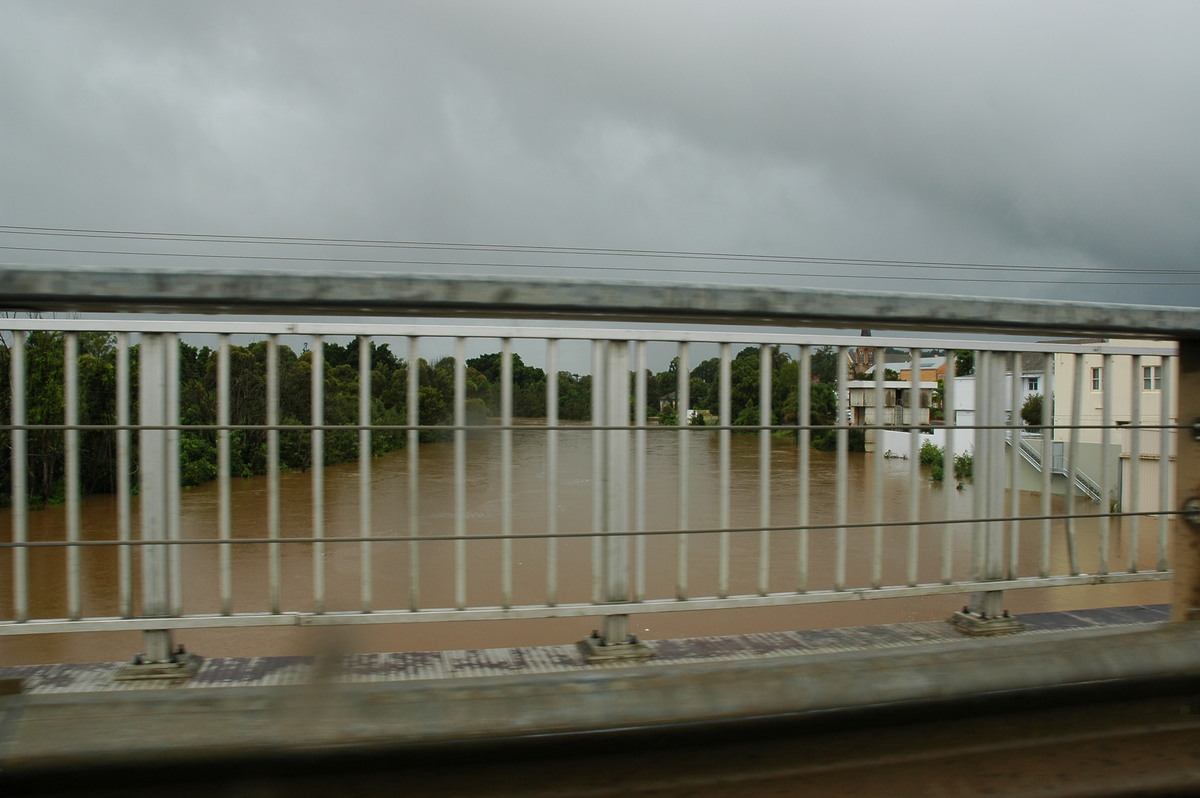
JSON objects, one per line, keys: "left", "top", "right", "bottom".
{"left": 0, "top": 605, "right": 1169, "bottom": 694}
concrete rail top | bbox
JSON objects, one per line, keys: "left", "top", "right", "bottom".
{"left": 4, "top": 265, "right": 1200, "bottom": 337}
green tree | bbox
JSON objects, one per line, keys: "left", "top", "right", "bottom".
{"left": 76, "top": 333, "right": 120, "bottom": 494}
{"left": 810, "top": 346, "right": 838, "bottom": 385}
{"left": 557, "top": 372, "right": 591, "bottom": 420}
{"left": 22, "top": 331, "right": 67, "bottom": 503}
{"left": 1021, "top": 393, "right": 1044, "bottom": 428}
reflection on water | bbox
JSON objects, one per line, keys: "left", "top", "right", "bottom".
{"left": 1, "top": 424, "right": 1169, "bottom": 665}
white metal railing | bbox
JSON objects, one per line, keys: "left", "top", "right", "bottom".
{"left": 0, "top": 268, "right": 1187, "bottom": 655}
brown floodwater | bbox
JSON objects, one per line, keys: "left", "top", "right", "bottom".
{"left": 0, "top": 424, "right": 1169, "bottom": 666}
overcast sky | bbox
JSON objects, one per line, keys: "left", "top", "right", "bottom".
{"left": 2, "top": 0, "right": 1198, "bottom": 309}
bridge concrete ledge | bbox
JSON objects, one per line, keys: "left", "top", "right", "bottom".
{"left": 3, "top": 622, "right": 1200, "bottom": 774}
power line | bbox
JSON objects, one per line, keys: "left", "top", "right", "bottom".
{"left": 0, "top": 224, "right": 1192, "bottom": 276}
{"left": 1, "top": 242, "right": 1196, "bottom": 287}
{"left": 5, "top": 243, "right": 1199, "bottom": 287}
{"left": 1, "top": 225, "right": 1197, "bottom": 291}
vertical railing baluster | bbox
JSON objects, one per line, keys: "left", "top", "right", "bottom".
{"left": 64, "top": 332, "right": 80, "bottom": 620}
{"left": 116, "top": 333, "right": 131, "bottom": 617}
{"left": 1009, "top": 353, "right": 1022, "bottom": 579}
{"left": 907, "top": 347, "right": 921, "bottom": 586}
{"left": 217, "top": 334, "right": 232, "bottom": 615}
{"left": 796, "top": 344, "right": 809, "bottom": 594}
{"left": 971, "top": 353, "right": 988, "bottom": 594}
{"left": 1099, "top": 352, "right": 1114, "bottom": 574}
{"left": 1039, "top": 354, "right": 1054, "bottom": 578}
{"left": 835, "top": 347, "right": 848, "bottom": 591}
{"left": 546, "top": 339, "right": 560, "bottom": 606}
{"left": 677, "top": 341, "right": 690, "bottom": 600}
{"left": 591, "top": 341, "right": 603, "bottom": 605}
{"left": 941, "top": 350, "right": 956, "bottom": 584}
{"left": 501, "top": 339, "right": 513, "bottom": 609}
{"left": 758, "top": 345, "right": 771, "bottom": 596}
{"left": 984, "top": 351, "right": 1007, "bottom": 609}
{"left": 1158, "top": 354, "right": 1171, "bottom": 573}
{"left": 407, "top": 337, "right": 421, "bottom": 610}
{"left": 311, "top": 335, "right": 325, "bottom": 614}
{"left": 167, "top": 335, "right": 182, "bottom": 617}
{"left": 871, "top": 346, "right": 884, "bottom": 589}
{"left": 719, "top": 343, "right": 732, "bottom": 598}
{"left": 359, "top": 335, "right": 372, "bottom": 613}
{"left": 634, "top": 341, "right": 647, "bottom": 603}
{"left": 1066, "top": 353, "right": 1084, "bottom": 574}
{"left": 10, "top": 331, "right": 27, "bottom": 623}
{"left": 1128, "top": 356, "right": 1142, "bottom": 572}
{"left": 267, "top": 335, "right": 281, "bottom": 614}
{"left": 454, "top": 337, "right": 467, "bottom": 610}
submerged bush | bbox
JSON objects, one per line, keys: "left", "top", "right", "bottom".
{"left": 954, "top": 452, "right": 974, "bottom": 481}
{"left": 918, "top": 440, "right": 972, "bottom": 483}
{"left": 919, "top": 440, "right": 943, "bottom": 467}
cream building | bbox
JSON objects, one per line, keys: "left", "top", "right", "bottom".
{"left": 876, "top": 340, "right": 1176, "bottom": 513}
{"left": 1040, "top": 339, "right": 1177, "bottom": 514}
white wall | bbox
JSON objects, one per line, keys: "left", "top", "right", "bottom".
{"left": 878, "top": 426, "right": 973, "bottom": 458}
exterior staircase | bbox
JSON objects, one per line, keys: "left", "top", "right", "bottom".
{"left": 1006, "top": 434, "right": 1103, "bottom": 502}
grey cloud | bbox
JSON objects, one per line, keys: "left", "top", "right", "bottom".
{"left": 1, "top": 0, "right": 1197, "bottom": 307}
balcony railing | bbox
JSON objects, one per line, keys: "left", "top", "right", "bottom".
{"left": 1, "top": 266, "right": 1195, "bottom": 662}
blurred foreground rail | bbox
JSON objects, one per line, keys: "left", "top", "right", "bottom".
{"left": 4, "top": 607, "right": 1200, "bottom": 796}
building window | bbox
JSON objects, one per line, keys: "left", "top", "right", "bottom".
{"left": 1091, "top": 367, "right": 1102, "bottom": 391}
{"left": 1143, "top": 365, "right": 1162, "bottom": 390}
{"left": 1026, "top": 377, "right": 1039, "bottom": 392}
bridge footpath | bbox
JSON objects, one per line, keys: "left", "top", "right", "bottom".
{"left": 5, "top": 606, "right": 1200, "bottom": 796}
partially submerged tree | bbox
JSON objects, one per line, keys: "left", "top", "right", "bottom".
{"left": 1021, "top": 393, "right": 1044, "bottom": 428}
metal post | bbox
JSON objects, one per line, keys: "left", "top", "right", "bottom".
{"left": 117, "top": 333, "right": 197, "bottom": 680}
{"left": 64, "top": 333, "right": 80, "bottom": 621}
{"left": 140, "top": 333, "right": 172, "bottom": 662}
{"left": 602, "top": 341, "right": 630, "bottom": 641}
{"left": 359, "top": 335, "right": 373, "bottom": 613}
{"left": 1174, "top": 338, "right": 1200, "bottom": 621}
{"left": 950, "top": 349, "right": 1023, "bottom": 635}
{"left": 10, "top": 332, "right": 28, "bottom": 624}
{"left": 218, "top": 334, "right": 232, "bottom": 616}
{"left": 579, "top": 340, "right": 651, "bottom": 662}
{"left": 677, "top": 341, "right": 690, "bottom": 600}
{"left": 547, "top": 339, "right": 560, "bottom": 606}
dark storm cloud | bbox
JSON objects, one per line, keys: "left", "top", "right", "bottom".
{"left": 1, "top": 0, "right": 1197, "bottom": 305}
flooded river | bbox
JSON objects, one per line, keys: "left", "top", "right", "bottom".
{"left": 1, "top": 425, "right": 1169, "bottom": 665}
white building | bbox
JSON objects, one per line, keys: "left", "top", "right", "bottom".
{"left": 847, "top": 380, "right": 935, "bottom": 428}
{"left": 877, "top": 340, "right": 1176, "bottom": 509}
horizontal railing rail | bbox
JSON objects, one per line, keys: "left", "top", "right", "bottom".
{"left": 0, "top": 267, "right": 1188, "bottom": 658}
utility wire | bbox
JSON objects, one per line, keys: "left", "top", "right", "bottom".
{"left": 2, "top": 225, "right": 1197, "bottom": 290}
{"left": 0, "top": 224, "right": 1192, "bottom": 276}
{"left": 0, "top": 242, "right": 1196, "bottom": 287}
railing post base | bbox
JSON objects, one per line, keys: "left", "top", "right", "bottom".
{"left": 947, "top": 608, "right": 1025, "bottom": 637}
{"left": 577, "top": 632, "right": 654, "bottom": 664}
{"left": 578, "top": 617, "right": 654, "bottom": 663}
{"left": 113, "top": 636, "right": 201, "bottom": 682}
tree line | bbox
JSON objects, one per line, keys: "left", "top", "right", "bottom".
{"left": 1, "top": 334, "right": 854, "bottom": 506}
